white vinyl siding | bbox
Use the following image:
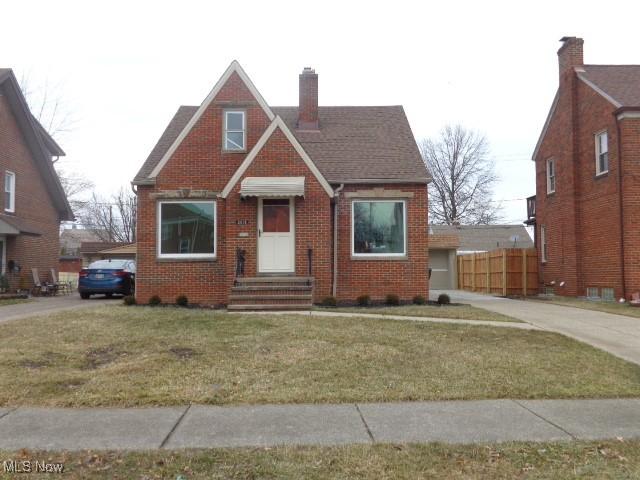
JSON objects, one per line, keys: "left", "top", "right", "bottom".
{"left": 595, "top": 131, "right": 609, "bottom": 175}
{"left": 546, "top": 159, "right": 555, "bottom": 194}
{"left": 4, "top": 171, "right": 15, "bottom": 213}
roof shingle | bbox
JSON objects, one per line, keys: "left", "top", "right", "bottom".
{"left": 579, "top": 65, "right": 640, "bottom": 107}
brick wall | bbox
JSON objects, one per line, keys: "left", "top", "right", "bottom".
{"left": 0, "top": 94, "right": 61, "bottom": 290}
{"left": 620, "top": 116, "right": 640, "bottom": 296}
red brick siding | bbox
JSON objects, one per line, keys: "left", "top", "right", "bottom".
{"left": 335, "top": 184, "right": 429, "bottom": 302}
{"left": 620, "top": 117, "right": 640, "bottom": 296}
{"left": 0, "top": 94, "right": 61, "bottom": 290}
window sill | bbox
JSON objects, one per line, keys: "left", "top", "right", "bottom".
{"left": 546, "top": 191, "right": 555, "bottom": 198}
{"left": 350, "top": 255, "right": 408, "bottom": 261}
{"left": 156, "top": 256, "right": 217, "bottom": 263}
{"left": 222, "top": 149, "right": 247, "bottom": 154}
{"left": 595, "top": 172, "right": 609, "bottom": 180}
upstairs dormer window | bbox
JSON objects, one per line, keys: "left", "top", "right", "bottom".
{"left": 595, "top": 130, "right": 609, "bottom": 176}
{"left": 4, "top": 171, "right": 15, "bottom": 213}
{"left": 224, "top": 110, "right": 246, "bottom": 151}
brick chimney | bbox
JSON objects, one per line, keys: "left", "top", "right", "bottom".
{"left": 558, "top": 36, "right": 584, "bottom": 82}
{"left": 298, "top": 67, "right": 318, "bottom": 130}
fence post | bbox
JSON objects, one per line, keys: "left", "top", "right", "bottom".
{"left": 502, "top": 249, "right": 507, "bottom": 297}
{"left": 471, "top": 253, "right": 476, "bottom": 291}
{"left": 522, "top": 249, "right": 527, "bottom": 296}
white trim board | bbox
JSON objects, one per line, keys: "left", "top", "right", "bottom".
{"left": 149, "top": 60, "right": 275, "bottom": 179}
{"left": 220, "top": 116, "right": 334, "bottom": 198}
{"left": 532, "top": 90, "right": 559, "bottom": 162}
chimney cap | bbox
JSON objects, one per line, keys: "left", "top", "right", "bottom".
{"left": 301, "top": 67, "right": 316, "bottom": 74}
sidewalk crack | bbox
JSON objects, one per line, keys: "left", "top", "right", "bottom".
{"left": 160, "top": 404, "right": 191, "bottom": 449}
{"left": 512, "top": 400, "right": 576, "bottom": 440}
{"left": 0, "top": 407, "right": 18, "bottom": 422}
{"left": 355, "top": 404, "right": 375, "bottom": 443}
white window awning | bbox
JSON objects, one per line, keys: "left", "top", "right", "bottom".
{"left": 240, "top": 177, "right": 305, "bottom": 197}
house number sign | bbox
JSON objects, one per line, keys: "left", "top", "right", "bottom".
{"left": 236, "top": 219, "right": 249, "bottom": 225}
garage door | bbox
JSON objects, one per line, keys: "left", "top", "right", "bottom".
{"left": 429, "top": 249, "right": 452, "bottom": 290}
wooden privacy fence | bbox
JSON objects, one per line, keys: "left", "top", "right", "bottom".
{"left": 457, "top": 248, "right": 538, "bottom": 296}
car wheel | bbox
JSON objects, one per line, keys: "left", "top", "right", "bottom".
{"left": 80, "top": 292, "right": 91, "bottom": 299}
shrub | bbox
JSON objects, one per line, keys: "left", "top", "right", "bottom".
{"left": 123, "top": 295, "right": 136, "bottom": 306}
{"left": 385, "top": 294, "right": 400, "bottom": 306}
{"left": 356, "top": 294, "right": 371, "bottom": 306}
{"left": 320, "top": 296, "right": 337, "bottom": 307}
{"left": 149, "top": 295, "right": 162, "bottom": 306}
{"left": 437, "top": 293, "right": 451, "bottom": 305}
{"left": 413, "top": 295, "right": 426, "bottom": 305}
{"left": 176, "top": 295, "right": 189, "bottom": 307}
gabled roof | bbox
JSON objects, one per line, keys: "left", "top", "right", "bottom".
{"left": 430, "top": 225, "right": 533, "bottom": 252}
{"left": 0, "top": 68, "right": 73, "bottom": 220}
{"left": 220, "top": 116, "right": 334, "bottom": 198}
{"left": 578, "top": 65, "right": 640, "bottom": 108}
{"left": 133, "top": 63, "right": 429, "bottom": 186}
{"left": 146, "top": 61, "right": 275, "bottom": 180}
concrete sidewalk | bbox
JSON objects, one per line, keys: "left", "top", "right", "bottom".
{"left": 432, "top": 290, "right": 640, "bottom": 366}
{"left": 0, "top": 399, "right": 638, "bottom": 450}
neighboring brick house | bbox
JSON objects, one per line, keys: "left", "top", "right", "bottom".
{"left": 531, "top": 37, "right": 640, "bottom": 300}
{"left": 0, "top": 68, "right": 73, "bottom": 290}
{"left": 132, "top": 62, "right": 430, "bottom": 308}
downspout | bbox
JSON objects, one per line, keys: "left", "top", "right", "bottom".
{"left": 615, "top": 118, "right": 627, "bottom": 299}
{"left": 332, "top": 184, "right": 345, "bottom": 297}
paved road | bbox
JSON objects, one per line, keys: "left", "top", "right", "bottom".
{"left": 0, "top": 294, "right": 113, "bottom": 324}
{"left": 432, "top": 290, "right": 640, "bottom": 366}
{"left": 0, "top": 398, "right": 638, "bottom": 450}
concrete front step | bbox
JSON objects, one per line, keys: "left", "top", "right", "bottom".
{"left": 232, "top": 285, "right": 313, "bottom": 292}
{"left": 227, "top": 304, "right": 312, "bottom": 311}
{"left": 229, "top": 294, "right": 313, "bottom": 301}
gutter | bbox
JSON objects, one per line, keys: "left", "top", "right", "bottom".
{"left": 332, "top": 184, "right": 345, "bottom": 297}
{"left": 615, "top": 118, "right": 627, "bottom": 299}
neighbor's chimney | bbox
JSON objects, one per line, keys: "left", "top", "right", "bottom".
{"left": 558, "top": 36, "right": 584, "bottom": 82}
{"left": 298, "top": 67, "right": 318, "bottom": 130}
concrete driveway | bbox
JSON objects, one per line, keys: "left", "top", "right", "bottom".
{"left": 0, "top": 294, "right": 114, "bottom": 324}
{"left": 432, "top": 289, "right": 640, "bottom": 366}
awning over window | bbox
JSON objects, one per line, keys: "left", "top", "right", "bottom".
{"left": 240, "top": 177, "right": 305, "bottom": 197}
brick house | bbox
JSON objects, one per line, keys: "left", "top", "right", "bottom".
{"left": 0, "top": 69, "right": 73, "bottom": 289}
{"left": 530, "top": 37, "right": 640, "bottom": 300}
{"left": 132, "top": 62, "right": 430, "bottom": 308}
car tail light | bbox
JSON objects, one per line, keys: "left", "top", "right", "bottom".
{"left": 79, "top": 270, "right": 88, "bottom": 278}
{"left": 113, "top": 270, "right": 127, "bottom": 277}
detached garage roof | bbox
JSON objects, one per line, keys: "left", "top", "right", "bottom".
{"left": 430, "top": 225, "right": 533, "bottom": 252}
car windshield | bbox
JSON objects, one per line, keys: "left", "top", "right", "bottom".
{"left": 88, "top": 260, "right": 131, "bottom": 270}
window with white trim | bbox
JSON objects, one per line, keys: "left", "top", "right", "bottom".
{"left": 158, "top": 201, "right": 216, "bottom": 258}
{"left": 540, "top": 225, "right": 548, "bottom": 263}
{"left": 4, "top": 171, "right": 15, "bottom": 213}
{"left": 352, "top": 200, "right": 407, "bottom": 257}
{"left": 595, "top": 131, "right": 609, "bottom": 175}
{"left": 546, "top": 159, "right": 555, "bottom": 194}
{"left": 224, "top": 110, "right": 245, "bottom": 151}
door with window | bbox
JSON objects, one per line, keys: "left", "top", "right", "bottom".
{"left": 258, "top": 198, "right": 294, "bottom": 273}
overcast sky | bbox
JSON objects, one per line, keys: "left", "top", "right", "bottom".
{"left": 3, "top": 0, "right": 640, "bottom": 224}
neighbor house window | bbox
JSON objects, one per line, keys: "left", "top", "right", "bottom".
{"left": 546, "top": 159, "right": 555, "bottom": 194}
{"left": 595, "top": 131, "right": 609, "bottom": 175}
{"left": 4, "top": 171, "right": 15, "bottom": 213}
{"left": 157, "top": 201, "right": 216, "bottom": 258}
{"left": 224, "top": 110, "right": 245, "bottom": 151}
{"left": 352, "top": 200, "right": 407, "bottom": 257}
{"left": 540, "top": 225, "right": 548, "bottom": 263}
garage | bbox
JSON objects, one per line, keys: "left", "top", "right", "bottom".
{"left": 428, "top": 231, "right": 459, "bottom": 290}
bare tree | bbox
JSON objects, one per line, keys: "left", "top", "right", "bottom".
{"left": 78, "top": 187, "right": 137, "bottom": 243}
{"left": 421, "top": 125, "right": 501, "bottom": 225}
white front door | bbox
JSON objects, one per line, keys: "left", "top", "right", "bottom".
{"left": 258, "top": 198, "right": 295, "bottom": 273}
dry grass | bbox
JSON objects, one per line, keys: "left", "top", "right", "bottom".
{"left": 0, "top": 298, "right": 31, "bottom": 307}
{"left": 3, "top": 440, "right": 640, "bottom": 479}
{"left": 322, "top": 304, "right": 520, "bottom": 322}
{"left": 533, "top": 296, "right": 640, "bottom": 319}
{"left": 1, "top": 306, "right": 639, "bottom": 407}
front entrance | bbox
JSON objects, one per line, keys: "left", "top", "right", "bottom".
{"left": 258, "top": 198, "right": 295, "bottom": 273}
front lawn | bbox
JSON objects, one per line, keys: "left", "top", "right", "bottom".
{"left": 2, "top": 306, "right": 640, "bottom": 407}
{"left": 532, "top": 296, "right": 640, "bottom": 319}
{"left": 321, "top": 304, "right": 520, "bottom": 322}
{"left": 4, "top": 440, "right": 640, "bottom": 479}
{"left": 0, "top": 297, "right": 31, "bottom": 307}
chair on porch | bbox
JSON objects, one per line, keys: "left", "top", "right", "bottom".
{"left": 31, "top": 268, "right": 53, "bottom": 296}
{"left": 50, "top": 268, "right": 71, "bottom": 295}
